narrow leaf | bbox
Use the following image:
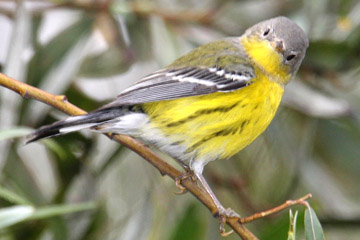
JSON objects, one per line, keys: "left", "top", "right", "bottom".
{"left": 0, "top": 186, "right": 32, "bottom": 205}
{"left": 26, "top": 15, "right": 94, "bottom": 87}
{"left": 304, "top": 207, "right": 325, "bottom": 240}
{"left": 0, "top": 205, "right": 35, "bottom": 229}
{"left": 0, "top": 128, "right": 32, "bottom": 141}
{"left": 287, "top": 210, "right": 298, "bottom": 240}
{"left": 26, "top": 202, "right": 96, "bottom": 221}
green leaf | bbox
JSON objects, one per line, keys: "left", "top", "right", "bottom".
{"left": 0, "top": 202, "right": 95, "bottom": 230}
{"left": 0, "top": 186, "right": 32, "bottom": 205}
{"left": 287, "top": 210, "right": 298, "bottom": 240}
{"left": 0, "top": 127, "right": 32, "bottom": 141}
{"left": 0, "top": 205, "right": 35, "bottom": 229}
{"left": 304, "top": 207, "right": 325, "bottom": 240}
{"left": 26, "top": 202, "right": 96, "bottom": 221}
{"left": 259, "top": 210, "right": 300, "bottom": 240}
{"left": 26, "top": 14, "right": 95, "bottom": 87}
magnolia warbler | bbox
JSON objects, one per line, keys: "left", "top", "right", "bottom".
{"left": 27, "top": 16, "right": 308, "bottom": 233}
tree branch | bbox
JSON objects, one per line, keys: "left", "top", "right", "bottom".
{"left": 240, "top": 194, "right": 312, "bottom": 224}
{"left": 0, "top": 72, "right": 257, "bottom": 239}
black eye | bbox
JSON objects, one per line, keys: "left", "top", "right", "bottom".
{"left": 286, "top": 54, "right": 296, "bottom": 61}
{"left": 263, "top": 28, "right": 270, "bottom": 37}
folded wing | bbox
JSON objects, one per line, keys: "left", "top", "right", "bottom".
{"left": 100, "top": 66, "right": 255, "bottom": 108}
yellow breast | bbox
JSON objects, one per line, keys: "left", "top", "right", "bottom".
{"left": 142, "top": 70, "right": 284, "bottom": 162}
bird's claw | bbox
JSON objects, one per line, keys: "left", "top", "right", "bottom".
{"left": 174, "top": 170, "right": 197, "bottom": 195}
{"left": 218, "top": 207, "right": 240, "bottom": 237}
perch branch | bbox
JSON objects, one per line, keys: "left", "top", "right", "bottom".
{"left": 0, "top": 72, "right": 257, "bottom": 239}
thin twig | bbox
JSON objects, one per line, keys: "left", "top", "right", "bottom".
{"left": 0, "top": 72, "right": 257, "bottom": 239}
{"left": 240, "top": 194, "right": 312, "bottom": 224}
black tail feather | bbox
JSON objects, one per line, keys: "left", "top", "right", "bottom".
{"left": 26, "top": 121, "right": 68, "bottom": 143}
{"left": 25, "top": 107, "right": 126, "bottom": 144}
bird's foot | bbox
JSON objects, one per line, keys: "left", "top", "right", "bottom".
{"left": 174, "top": 169, "right": 197, "bottom": 195}
{"left": 217, "top": 206, "right": 240, "bottom": 237}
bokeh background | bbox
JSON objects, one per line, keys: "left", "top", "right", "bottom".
{"left": 0, "top": 0, "right": 360, "bottom": 239}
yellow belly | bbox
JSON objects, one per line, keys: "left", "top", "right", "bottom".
{"left": 142, "top": 71, "right": 284, "bottom": 162}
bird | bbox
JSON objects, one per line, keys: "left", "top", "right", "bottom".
{"left": 26, "top": 16, "right": 308, "bottom": 235}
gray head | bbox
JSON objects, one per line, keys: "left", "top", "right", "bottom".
{"left": 244, "top": 16, "right": 309, "bottom": 76}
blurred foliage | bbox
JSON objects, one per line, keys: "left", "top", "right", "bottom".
{"left": 304, "top": 207, "right": 325, "bottom": 240}
{"left": 0, "top": 0, "right": 360, "bottom": 239}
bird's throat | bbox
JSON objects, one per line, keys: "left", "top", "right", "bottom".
{"left": 241, "top": 36, "right": 291, "bottom": 85}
